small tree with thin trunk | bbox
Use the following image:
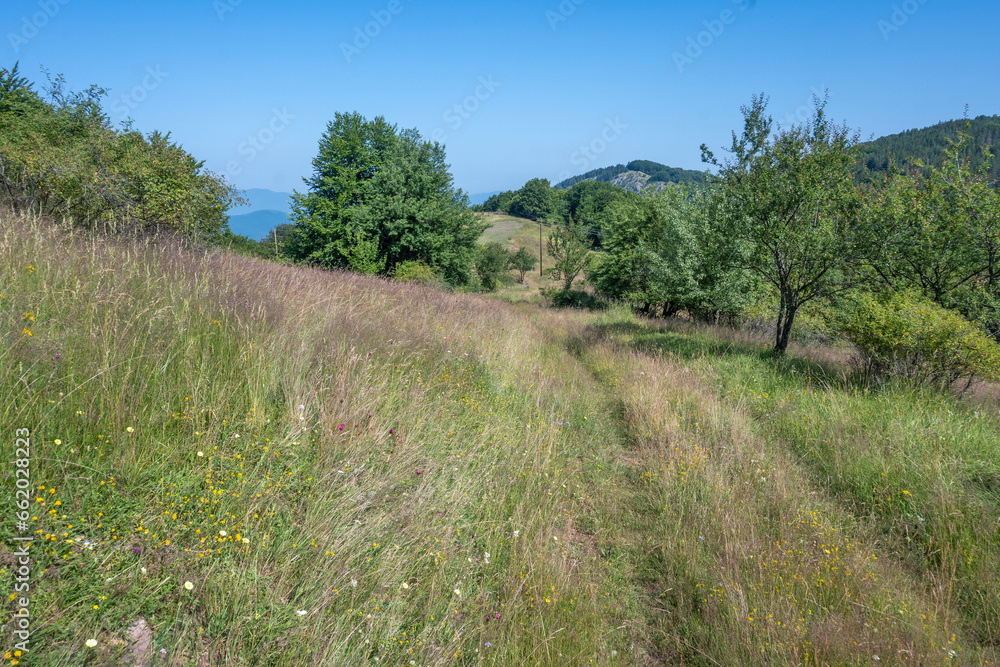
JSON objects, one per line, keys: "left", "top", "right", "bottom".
{"left": 547, "top": 217, "right": 592, "bottom": 291}
{"left": 477, "top": 242, "right": 512, "bottom": 291}
{"left": 510, "top": 246, "right": 537, "bottom": 283}
{"left": 702, "top": 93, "right": 863, "bottom": 355}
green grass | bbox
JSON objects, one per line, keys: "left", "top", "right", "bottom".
{"left": 476, "top": 212, "right": 589, "bottom": 300}
{"left": 586, "top": 309, "right": 1000, "bottom": 664}
{"left": 476, "top": 213, "right": 531, "bottom": 247}
{"left": 0, "top": 214, "right": 638, "bottom": 664}
{"left": 475, "top": 212, "right": 558, "bottom": 257}
{"left": 3, "top": 213, "right": 999, "bottom": 665}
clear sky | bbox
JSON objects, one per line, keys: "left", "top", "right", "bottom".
{"left": 3, "top": 0, "right": 998, "bottom": 196}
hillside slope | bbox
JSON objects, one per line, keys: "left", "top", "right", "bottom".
{"left": 3, "top": 212, "right": 999, "bottom": 665}
{"left": 555, "top": 160, "right": 706, "bottom": 190}
{"left": 859, "top": 114, "right": 1000, "bottom": 182}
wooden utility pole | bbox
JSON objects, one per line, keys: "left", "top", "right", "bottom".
{"left": 539, "top": 221, "right": 543, "bottom": 277}
{"left": 274, "top": 229, "right": 279, "bottom": 258}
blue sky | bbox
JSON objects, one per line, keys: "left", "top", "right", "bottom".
{"left": 3, "top": 0, "right": 998, "bottom": 196}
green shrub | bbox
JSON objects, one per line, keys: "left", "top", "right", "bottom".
{"left": 509, "top": 246, "right": 537, "bottom": 283}
{"left": 476, "top": 242, "right": 512, "bottom": 291}
{"left": 0, "top": 64, "right": 240, "bottom": 239}
{"left": 393, "top": 260, "right": 443, "bottom": 287}
{"left": 830, "top": 290, "right": 1000, "bottom": 387}
{"left": 218, "top": 230, "right": 276, "bottom": 259}
{"left": 543, "top": 288, "right": 607, "bottom": 311}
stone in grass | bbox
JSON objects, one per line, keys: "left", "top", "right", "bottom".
{"left": 125, "top": 618, "right": 154, "bottom": 666}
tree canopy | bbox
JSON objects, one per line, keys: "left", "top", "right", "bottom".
{"left": 865, "top": 129, "right": 1000, "bottom": 341}
{"left": 702, "top": 93, "right": 864, "bottom": 354}
{"left": 507, "top": 178, "right": 555, "bottom": 221}
{"left": 287, "top": 112, "right": 486, "bottom": 284}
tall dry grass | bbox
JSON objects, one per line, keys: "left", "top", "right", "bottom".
{"left": 0, "top": 212, "right": 634, "bottom": 665}
{"left": 5, "top": 211, "right": 998, "bottom": 666}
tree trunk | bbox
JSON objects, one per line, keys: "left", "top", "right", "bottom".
{"left": 774, "top": 289, "right": 786, "bottom": 353}
{"left": 775, "top": 292, "right": 797, "bottom": 355}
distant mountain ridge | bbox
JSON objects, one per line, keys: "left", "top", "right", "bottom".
{"left": 227, "top": 210, "right": 290, "bottom": 241}
{"left": 858, "top": 115, "right": 1000, "bottom": 183}
{"left": 226, "top": 189, "right": 294, "bottom": 240}
{"left": 546, "top": 117, "right": 1000, "bottom": 195}
{"left": 229, "top": 188, "right": 294, "bottom": 216}
{"left": 555, "top": 160, "right": 706, "bottom": 190}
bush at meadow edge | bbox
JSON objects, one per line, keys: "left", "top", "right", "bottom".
{"left": 831, "top": 290, "right": 1000, "bottom": 388}
{"left": 0, "top": 64, "right": 240, "bottom": 240}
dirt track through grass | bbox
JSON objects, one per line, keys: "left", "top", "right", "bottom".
{"left": 570, "top": 310, "right": 1000, "bottom": 666}
{"left": 4, "top": 212, "right": 999, "bottom": 665}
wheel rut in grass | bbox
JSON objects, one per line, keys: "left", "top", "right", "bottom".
{"left": 556, "top": 315, "right": 990, "bottom": 665}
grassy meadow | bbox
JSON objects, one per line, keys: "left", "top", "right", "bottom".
{"left": 2, "top": 211, "right": 1000, "bottom": 665}
{"left": 475, "top": 213, "right": 578, "bottom": 303}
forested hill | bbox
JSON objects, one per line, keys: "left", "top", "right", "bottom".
{"left": 552, "top": 118, "right": 999, "bottom": 193}
{"left": 859, "top": 114, "right": 1000, "bottom": 182}
{"left": 555, "top": 160, "right": 706, "bottom": 189}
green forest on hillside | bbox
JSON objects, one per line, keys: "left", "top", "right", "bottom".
{"left": 858, "top": 114, "right": 1000, "bottom": 183}
{"left": 552, "top": 160, "right": 707, "bottom": 190}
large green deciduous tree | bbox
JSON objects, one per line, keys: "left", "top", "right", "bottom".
{"left": 507, "top": 178, "right": 554, "bottom": 221}
{"left": 703, "top": 94, "right": 864, "bottom": 354}
{"left": 588, "top": 184, "right": 758, "bottom": 320}
{"left": 588, "top": 190, "right": 683, "bottom": 314}
{"left": 288, "top": 112, "right": 485, "bottom": 284}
